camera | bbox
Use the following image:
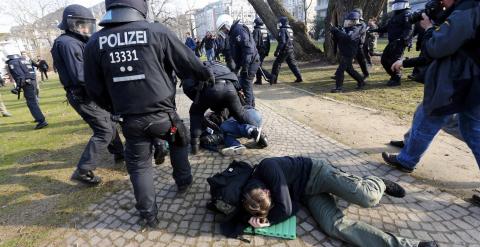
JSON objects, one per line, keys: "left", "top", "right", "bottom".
{"left": 408, "top": 0, "right": 444, "bottom": 24}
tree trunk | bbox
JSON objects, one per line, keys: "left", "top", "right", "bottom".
{"left": 248, "top": 0, "right": 323, "bottom": 61}
{"left": 324, "top": 0, "right": 387, "bottom": 62}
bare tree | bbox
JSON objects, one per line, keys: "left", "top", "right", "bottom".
{"left": 148, "top": 0, "right": 176, "bottom": 25}
{"left": 303, "top": 0, "right": 314, "bottom": 25}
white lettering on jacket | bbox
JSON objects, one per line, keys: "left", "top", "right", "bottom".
{"left": 99, "top": 30, "right": 148, "bottom": 50}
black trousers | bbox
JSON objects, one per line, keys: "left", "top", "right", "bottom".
{"left": 355, "top": 49, "right": 369, "bottom": 78}
{"left": 335, "top": 56, "right": 364, "bottom": 89}
{"left": 381, "top": 40, "right": 406, "bottom": 83}
{"left": 67, "top": 92, "right": 124, "bottom": 171}
{"left": 239, "top": 56, "right": 261, "bottom": 107}
{"left": 23, "top": 81, "right": 45, "bottom": 123}
{"left": 121, "top": 111, "right": 192, "bottom": 220}
{"left": 271, "top": 50, "right": 302, "bottom": 81}
{"left": 255, "top": 52, "right": 272, "bottom": 84}
{"left": 40, "top": 70, "right": 48, "bottom": 81}
{"left": 187, "top": 81, "right": 257, "bottom": 141}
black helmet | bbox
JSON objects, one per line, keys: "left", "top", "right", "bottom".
{"left": 254, "top": 17, "right": 264, "bottom": 26}
{"left": 100, "top": 0, "right": 147, "bottom": 26}
{"left": 58, "top": 5, "right": 96, "bottom": 39}
{"left": 279, "top": 16, "right": 288, "bottom": 26}
{"left": 352, "top": 8, "right": 364, "bottom": 20}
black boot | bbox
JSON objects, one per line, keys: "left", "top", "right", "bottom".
{"left": 270, "top": 75, "right": 277, "bottom": 85}
{"left": 381, "top": 179, "right": 406, "bottom": 198}
{"left": 387, "top": 77, "right": 401, "bottom": 87}
{"left": 330, "top": 88, "right": 343, "bottom": 93}
{"left": 355, "top": 80, "right": 366, "bottom": 90}
{"left": 389, "top": 140, "right": 405, "bottom": 148}
{"left": 472, "top": 193, "right": 480, "bottom": 206}
{"left": 71, "top": 169, "right": 102, "bottom": 185}
{"left": 418, "top": 241, "right": 438, "bottom": 247}
{"left": 191, "top": 138, "right": 200, "bottom": 155}
{"left": 294, "top": 77, "right": 303, "bottom": 83}
{"left": 382, "top": 152, "right": 414, "bottom": 173}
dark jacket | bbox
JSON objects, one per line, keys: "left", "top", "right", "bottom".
{"left": 275, "top": 25, "right": 294, "bottom": 54}
{"left": 252, "top": 25, "right": 271, "bottom": 56}
{"left": 38, "top": 60, "right": 49, "bottom": 71}
{"left": 376, "top": 9, "right": 413, "bottom": 43}
{"left": 84, "top": 20, "right": 211, "bottom": 115}
{"left": 229, "top": 21, "right": 258, "bottom": 71}
{"left": 6, "top": 56, "right": 35, "bottom": 83}
{"left": 51, "top": 32, "right": 87, "bottom": 90}
{"left": 201, "top": 36, "right": 216, "bottom": 50}
{"left": 185, "top": 36, "right": 196, "bottom": 51}
{"left": 331, "top": 26, "right": 362, "bottom": 58}
{"left": 423, "top": 0, "right": 480, "bottom": 115}
{"left": 243, "top": 156, "right": 313, "bottom": 225}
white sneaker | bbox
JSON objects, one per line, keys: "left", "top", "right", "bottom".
{"left": 221, "top": 145, "right": 246, "bottom": 156}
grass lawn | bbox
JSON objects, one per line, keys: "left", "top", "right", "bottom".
{"left": 0, "top": 76, "right": 128, "bottom": 247}
{"left": 262, "top": 39, "right": 424, "bottom": 120}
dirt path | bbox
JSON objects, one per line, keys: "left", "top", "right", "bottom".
{"left": 254, "top": 84, "right": 480, "bottom": 195}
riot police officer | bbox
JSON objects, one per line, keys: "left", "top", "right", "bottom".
{"left": 51, "top": 4, "right": 125, "bottom": 186}
{"left": 5, "top": 46, "right": 48, "bottom": 129}
{"left": 330, "top": 11, "right": 366, "bottom": 93}
{"left": 371, "top": 0, "right": 413, "bottom": 86}
{"left": 84, "top": 0, "right": 213, "bottom": 227}
{"left": 270, "top": 17, "right": 303, "bottom": 84}
{"left": 351, "top": 8, "right": 369, "bottom": 79}
{"left": 217, "top": 14, "right": 260, "bottom": 107}
{"left": 252, "top": 17, "right": 271, "bottom": 85}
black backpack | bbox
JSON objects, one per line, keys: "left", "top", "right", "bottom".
{"left": 207, "top": 160, "right": 255, "bottom": 220}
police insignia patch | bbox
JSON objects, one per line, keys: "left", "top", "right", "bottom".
{"left": 236, "top": 35, "right": 241, "bottom": 42}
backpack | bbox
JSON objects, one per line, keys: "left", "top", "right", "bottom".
{"left": 207, "top": 160, "right": 255, "bottom": 221}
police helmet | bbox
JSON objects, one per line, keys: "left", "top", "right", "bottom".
{"left": 100, "top": 0, "right": 147, "bottom": 26}
{"left": 279, "top": 16, "right": 289, "bottom": 26}
{"left": 59, "top": 5, "right": 96, "bottom": 39}
{"left": 216, "top": 14, "right": 234, "bottom": 37}
{"left": 344, "top": 11, "right": 361, "bottom": 27}
{"left": 254, "top": 17, "right": 264, "bottom": 26}
{"left": 352, "top": 8, "right": 364, "bottom": 20}
{"left": 391, "top": 0, "right": 410, "bottom": 11}
{"left": 3, "top": 44, "right": 21, "bottom": 60}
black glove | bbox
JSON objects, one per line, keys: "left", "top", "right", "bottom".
{"left": 274, "top": 51, "right": 279, "bottom": 57}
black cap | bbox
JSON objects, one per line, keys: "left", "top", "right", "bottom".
{"left": 254, "top": 17, "right": 264, "bottom": 26}
{"left": 279, "top": 16, "right": 288, "bottom": 26}
{"left": 58, "top": 4, "right": 95, "bottom": 30}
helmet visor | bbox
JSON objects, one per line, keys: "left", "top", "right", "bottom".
{"left": 67, "top": 17, "right": 96, "bottom": 37}
{"left": 391, "top": 2, "right": 410, "bottom": 11}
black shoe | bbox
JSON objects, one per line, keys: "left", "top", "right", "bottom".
{"left": 363, "top": 74, "right": 369, "bottom": 80}
{"left": 330, "top": 88, "right": 343, "bottom": 93}
{"left": 381, "top": 179, "right": 406, "bottom": 198}
{"left": 389, "top": 140, "right": 405, "bottom": 148}
{"left": 250, "top": 128, "right": 267, "bottom": 147}
{"left": 71, "top": 169, "right": 102, "bottom": 185}
{"left": 114, "top": 153, "right": 125, "bottom": 164}
{"left": 472, "top": 193, "right": 480, "bottom": 206}
{"left": 254, "top": 81, "right": 262, "bottom": 85}
{"left": 144, "top": 217, "right": 160, "bottom": 228}
{"left": 418, "top": 241, "right": 438, "bottom": 247}
{"left": 355, "top": 81, "right": 366, "bottom": 90}
{"left": 330, "top": 76, "right": 337, "bottom": 80}
{"left": 35, "top": 121, "right": 48, "bottom": 130}
{"left": 387, "top": 80, "right": 401, "bottom": 87}
{"left": 294, "top": 78, "right": 303, "bottom": 83}
{"left": 382, "top": 152, "right": 414, "bottom": 173}
{"left": 177, "top": 182, "right": 192, "bottom": 194}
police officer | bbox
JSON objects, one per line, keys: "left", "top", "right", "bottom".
{"left": 51, "top": 4, "right": 125, "bottom": 186}
{"left": 84, "top": 0, "right": 213, "bottom": 227}
{"left": 183, "top": 61, "right": 266, "bottom": 154}
{"left": 352, "top": 8, "right": 369, "bottom": 79}
{"left": 252, "top": 17, "right": 271, "bottom": 85}
{"left": 330, "top": 11, "right": 366, "bottom": 93}
{"left": 5, "top": 46, "right": 48, "bottom": 129}
{"left": 270, "top": 17, "right": 303, "bottom": 85}
{"left": 217, "top": 14, "right": 260, "bottom": 107}
{"left": 371, "top": 0, "right": 413, "bottom": 86}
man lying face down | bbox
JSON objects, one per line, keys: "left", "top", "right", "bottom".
{"left": 241, "top": 156, "right": 438, "bottom": 247}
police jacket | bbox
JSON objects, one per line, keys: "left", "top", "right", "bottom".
{"left": 6, "top": 56, "right": 35, "bottom": 83}
{"left": 376, "top": 9, "right": 413, "bottom": 43}
{"left": 84, "top": 20, "right": 212, "bottom": 115}
{"left": 229, "top": 21, "right": 258, "bottom": 71}
{"left": 423, "top": 0, "right": 480, "bottom": 115}
{"left": 275, "top": 25, "right": 294, "bottom": 54}
{"left": 253, "top": 25, "right": 271, "bottom": 55}
{"left": 51, "top": 32, "right": 87, "bottom": 90}
{"left": 331, "top": 26, "right": 362, "bottom": 58}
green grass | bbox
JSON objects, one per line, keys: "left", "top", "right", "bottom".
{"left": 0, "top": 76, "right": 127, "bottom": 247}
{"left": 262, "top": 39, "right": 423, "bottom": 120}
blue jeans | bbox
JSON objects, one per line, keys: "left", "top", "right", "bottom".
{"left": 220, "top": 109, "right": 262, "bottom": 147}
{"left": 206, "top": 49, "right": 215, "bottom": 61}
{"left": 398, "top": 103, "right": 480, "bottom": 169}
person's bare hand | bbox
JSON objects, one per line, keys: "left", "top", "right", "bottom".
{"left": 391, "top": 59, "right": 404, "bottom": 73}
{"left": 248, "top": 217, "right": 271, "bottom": 228}
{"left": 420, "top": 13, "right": 433, "bottom": 30}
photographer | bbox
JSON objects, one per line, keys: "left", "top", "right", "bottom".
{"left": 382, "top": 0, "right": 480, "bottom": 205}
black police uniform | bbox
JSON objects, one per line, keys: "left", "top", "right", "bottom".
{"left": 375, "top": 8, "right": 413, "bottom": 86}
{"left": 331, "top": 26, "right": 365, "bottom": 91}
{"left": 182, "top": 62, "right": 259, "bottom": 153}
{"left": 222, "top": 37, "right": 236, "bottom": 71}
{"left": 354, "top": 20, "right": 369, "bottom": 78}
{"left": 229, "top": 20, "right": 260, "bottom": 107}
{"left": 252, "top": 18, "right": 272, "bottom": 85}
{"left": 6, "top": 55, "right": 46, "bottom": 125}
{"left": 83, "top": 1, "right": 212, "bottom": 223}
{"left": 271, "top": 17, "right": 303, "bottom": 84}
{"left": 51, "top": 30, "right": 125, "bottom": 173}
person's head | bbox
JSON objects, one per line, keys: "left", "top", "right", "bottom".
{"left": 254, "top": 17, "right": 264, "bottom": 27}
{"left": 59, "top": 4, "right": 96, "bottom": 40}
{"left": 216, "top": 14, "right": 234, "bottom": 38}
{"left": 4, "top": 44, "right": 21, "bottom": 60}
{"left": 243, "top": 188, "right": 272, "bottom": 220}
{"left": 99, "top": 0, "right": 147, "bottom": 27}
{"left": 391, "top": 0, "right": 410, "bottom": 11}
{"left": 186, "top": 32, "right": 191, "bottom": 37}
{"left": 279, "top": 16, "right": 289, "bottom": 27}
{"left": 352, "top": 8, "right": 364, "bottom": 20}
{"left": 344, "top": 11, "right": 361, "bottom": 27}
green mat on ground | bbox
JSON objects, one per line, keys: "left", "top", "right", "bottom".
{"left": 244, "top": 216, "right": 296, "bottom": 240}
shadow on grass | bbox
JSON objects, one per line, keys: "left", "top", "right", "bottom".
{"left": 0, "top": 119, "right": 85, "bottom": 134}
